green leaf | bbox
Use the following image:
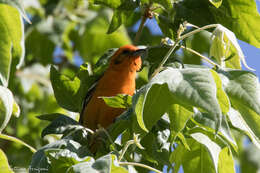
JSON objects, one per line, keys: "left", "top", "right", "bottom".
{"left": 50, "top": 66, "right": 81, "bottom": 112}
{"left": 133, "top": 67, "right": 222, "bottom": 132}
{"left": 50, "top": 65, "right": 93, "bottom": 112}
{"left": 220, "top": 70, "right": 260, "bottom": 143}
{"left": 221, "top": 70, "right": 260, "bottom": 115}
{"left": 227, "top": 108, "right": 260, "bottom": 148}
{"left": 170, "top": 0, "right": 260, "bottom": 48}
{"left": 211, "top": 70, "right": 230, "bottom": 115}
{"left": 89, "top": 0, "right": 124, "bottom": 9}
{"left": 170, "top": 138, "right": 216, "bottom": 173}
{"left": 0, "top": 149, "right": 13, "bottom": 173}
{"left": 209, "top": 0, "right": 222, "bottom": 8}
{"left": 0, "top": 4, "right": 25, "bottom": 87}
{"left": 25, "top": 29, "right": 55, "bottom": 65}
{"left": 102, "top": 94, "right": 132, "bottom": 109}
{"left": 73, "top": 11, "right": 131, "bottom": 62}
{"left": 153, "top": 0, "right": 173, "bottom": 10}
{"left": 107, "top": 10, "right": 125, "bottom": 34}
{"left": 167, "top": 104, "right": 193, "bottom": 139}
{"left": 30, "top": 139, "right": 85, "bottom": 173}
{"left": 45, "top": 148, "right": 92, "bottom": 172}
{"left": 0, "top": 0, "right": 31, "bottom": 23}
{"left": 210, "top": 25, "right": 254, "bottom": 71}
{"left": 69, "top": 154, "right": 128, "bottom": 173}
{"left": 37, "top": 113, "right": 67, "bottom": 122}
{"left": 41, "top": 114, "right": 79, "bottom": 138}
{"left": 191, "top": 132, "right": 221, "bottom": 173}
{"left": 240, "top": 144, "right": 260, "bottom": 173}
{"left": 218, "top": 147, "right": 235, "bottom": 173}
{"left": 0, "top": 86, "right": 14, "bottom": 132}
{"left": 12, "top": 99, "right": 20, "bottom": 118}
{"left": 210, "top": 0, "right": 260, "bottom": 48}
{"left": 0, "top": 133, "right": 36, "bottom": 153}
{"left": 194, "top": 112, "right": 237, "bottom": 151}
{"left": 134, "top": 83, "right": 173, "bottom": 132}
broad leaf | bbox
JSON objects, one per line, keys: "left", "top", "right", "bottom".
{"left": 73, "top": 11, "right": 131, "bottom": 62}
{"left": 170, "top": 138, "right": 216, "bottom": 173}
{"left": 45, "top": 148, "right": 92, "bottom": 172}
{"left": 0, "top": 4, "right": 25, "bottom": 87}
{"left": 37, "top": 113, "right": 67, "bottom": 122}
{"left": 0, "top": 0, "right": 30, "bottom": 23}
{"left": 68, "top": 154, "right": 129, "bottom": 173}
{"left": 219, "top": 70, "right": 260, "bottom": 142}
{"left": 194, "top": 112, "right": 237, "bottom": 151}
{"left": 133, "top": 67, "right": 222, "bottom": 132}
{"left": 167, "top": 104, "right": 193, "bottom": 139}
{"left": 227, "top": 108, "right": 260, "bottom": 149}
{"left": 41, "top": 114, "right": 79, "bottom": 138}
{"left": 0, "top": 149, "right": 13, "bottom": 173}
{"left": 240, "top": 144, "right": 260, "bottom": 173}
{"left": 218, "top": 147, "right": 235, "bottom": 173}
{"left": 0, "top": 86, "right": 14, "bottom": 132}
{"left": 50, "top": 65, "right": 93, "bottom": 112}
{"left": 102, "top": 94, "right": 132, "bottom": 108}
{"left": 30, "top": 139, "right": 85, "bottom": 173}
{"left": 210, "top": 0, "right": 260, "bottom": 48}
{"left": 210, "top": 25, "right": 253, "bottom": 71}
{"left": 190, "top": 132, "right": 221, "bottom": 172}
{"left": 209, "top": 0, "right": 222, "bottom": 8}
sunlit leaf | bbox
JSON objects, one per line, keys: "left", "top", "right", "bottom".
{"left": 0, "top": 149, "right": 13, "bottom": 173}
{"left": 0, "top": 86, "right": 14, "bottom": 132}
{"left": 227, "top": 108, "right": 260, "bottom": 149}
{"left": 191, "top": 132, "right": 221, "bottom": 172}
{"left": 218, "top": 147, "right": 235, "bottom": 173}
{"left": 0, "top": 4, "right": 25, "bottom": 87}
{"left": 133, "top": 67, "right": 222, "bottom": 132}
{"left": 170, "top": 138, "right": 216, "bottom": 173}
{"left": 208, "top": 0, "right": 222, "bottom": 8}
{"left": 167, "top": 104, "right": 193, "bottom": 139}
{"left": 210, "top": 25, "right": 254, "bottom": 71}
{"left": 220, "top": 70, "right": 260, "bottom": 143}
{"left": 41, "top": 114, "right": 79, "bottom": 138}
{"left": 101, "top": 94, "right": 132, "bottom": 108}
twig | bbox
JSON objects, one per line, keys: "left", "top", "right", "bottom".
{"left": 118, "top": 140, "right": 135, "bottom": 161}
{"left": 180, "top": 45, "right": 220, "bottom": 68}
{"left": 118, "top": 161, "right": 163, "bottom": 173}
{"left": 151, "top": 24, "right": 219, "bottom": 78}
{"left": 134, "top": 4, "right": 153, "bottom": 44}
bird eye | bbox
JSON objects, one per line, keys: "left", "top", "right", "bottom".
{"left": 122, "top": 50, "right": 130, "bottom": 54}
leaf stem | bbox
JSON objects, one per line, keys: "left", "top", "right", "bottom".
{"left": 118, "top": 140, "right": 134, "bottom": 161}
{"left": 180, "top": 45, "right": 220, "bottom": 68}
{"left": 151, "top": 24, "right": 219, "bottom": 78}
{"left": 118, "top": 161, "right": 163, "bottom": 173}
{"left": 0, "top": 133, "right": 36, "bottom": 153}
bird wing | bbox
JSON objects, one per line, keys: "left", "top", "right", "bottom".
{"left": 79, "top": 76, "right": 102, "bottom": 124}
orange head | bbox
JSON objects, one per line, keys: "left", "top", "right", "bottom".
{"left": 109, "top": 45, "right": 146, "bottom": 72}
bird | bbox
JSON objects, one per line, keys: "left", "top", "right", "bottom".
{"left": 79, "top": 45, "right": 146, "bottom": 131}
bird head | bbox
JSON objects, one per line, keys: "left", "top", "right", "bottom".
{"left": 109, "top": 45, "right": 146, "bottom": 72}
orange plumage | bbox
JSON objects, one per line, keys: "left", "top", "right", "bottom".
{"left": 80, "top": 45, "right": 145, "bottom": 130}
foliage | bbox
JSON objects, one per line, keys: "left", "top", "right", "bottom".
{"left": 0, "top": 0, "right": 260, "bottom": 173}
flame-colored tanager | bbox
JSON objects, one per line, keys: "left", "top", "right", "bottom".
{"left": 79, "top": 45, "right": 146, "bottom": 130}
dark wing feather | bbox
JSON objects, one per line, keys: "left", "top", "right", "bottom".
{"left": 79, "top": 75, "right": 103, "bottom": 124}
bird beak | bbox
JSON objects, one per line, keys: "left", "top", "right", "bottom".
{"left": 132, "top": 49, "right": 147, "bottom": 57}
